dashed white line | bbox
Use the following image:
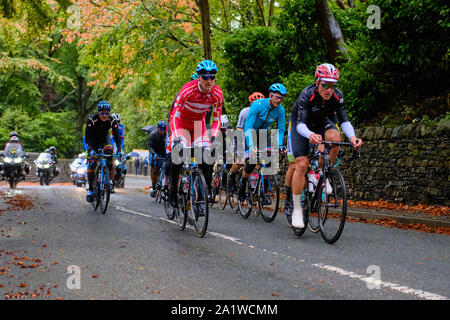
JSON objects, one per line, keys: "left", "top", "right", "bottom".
{"left": 112, "top": 205, "right": 447, "bottom": 300}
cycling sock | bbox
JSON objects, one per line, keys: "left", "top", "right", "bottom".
{"left": 292, "top": 194, "right": 304, "bottom": 228}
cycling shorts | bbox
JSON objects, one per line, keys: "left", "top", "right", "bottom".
{"left": 291, "top": 120, "right": 338, "bottom": 158}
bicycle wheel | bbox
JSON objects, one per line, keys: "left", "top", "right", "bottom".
{"left": 238, "top": 185, "right": 252, "bottom": 219}
{"left": 306, "top": 191, "right": 320, "bottom": 233}
{"left": 175, "top": 178, "right": 187, "bottom": 230}
{"left": 92, "top": 167, "right": 101, "bottom": 211}
{"left": 227, "top": 172, "right": 240, "bottom": 214}
{"left": 217, "top": 172, "right": 228, "bottom": 210}
{"left": 163, "top": 187, "right": 175, "bottom": 220}
{"left": 258, "top": 175, "right": 280, "bottom": 223}
{"left": 189, "top": 168, "right": 209, "bottom": 237}
{"left": 209, "top": 168, "right": 219, "bottom": 208}
{"left": 318, "top": 168, "right": 347, "bottom": 244}
{"left": 100, "top": 168, "right": 110, "bottom": 214}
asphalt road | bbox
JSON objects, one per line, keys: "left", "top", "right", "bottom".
{"left": 0, "top": 176, "right": 448, "bottom": 302}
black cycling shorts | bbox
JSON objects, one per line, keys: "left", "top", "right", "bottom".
{"left": 290, "top": 121, "right": 338, "bottom": 158}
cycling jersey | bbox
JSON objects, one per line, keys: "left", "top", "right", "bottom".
{"left": 85, "top": 114, "right": 121, "bottom": 153}
{"left": 290, "top": 84, "right": 349, "bottom": 135}
{"left": 236, "top": 107, "right": 250, "bottom": 129}
{"left": 147, "top": 129, "right": 166, "bottom": 158}
{"left": 243, "top": 98, "right": 285, "bottom": 149}
{"left": 169, "top": 79, "right": 223, "bottom": 149}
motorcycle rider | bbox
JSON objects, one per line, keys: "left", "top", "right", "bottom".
{"left": 48, "top": 146, "right": 60, "bottom": 177}
{"left": 0, "top": 131, "right": 29, "bottom": 178}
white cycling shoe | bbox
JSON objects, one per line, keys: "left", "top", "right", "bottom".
{"left": 292, "top": 208, "right": 305, "bottom": 229}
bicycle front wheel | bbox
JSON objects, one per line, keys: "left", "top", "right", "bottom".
{"left": 318, "top": 168, "right": 347, "bottom": 244}
{"left": 189, "top": 168, "right": 209, "bottom": 237}
{"left": 100, "top": 169, "right": 110, "bottom": 214}
{"left": 258, "top": 175, "right": 280, "bottom": 223}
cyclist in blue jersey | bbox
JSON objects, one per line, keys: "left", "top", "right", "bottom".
{"left": 230, "top": 84, "right": 287, "bottom": 203}
{"left": 110, "top": 113, "right": 125, "bottom": 153}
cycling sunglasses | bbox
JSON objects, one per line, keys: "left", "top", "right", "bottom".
{"left": 99, "top": 112, "right": 110, "bottom": 116}
{"left": 320, "top": 83, "right": 337, "bottom": 90}
{"left": 200, "top": 74, "right": 216, "bottom": 81}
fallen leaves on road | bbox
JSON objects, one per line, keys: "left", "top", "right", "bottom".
{"left": 348, "top": 199, "right": 450, "bottom": 217}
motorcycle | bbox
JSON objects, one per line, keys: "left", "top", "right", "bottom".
{"left": 114, "top": 154, "right": 130, "bottom": 188}
{"left": 69, "top": 155, "right": 87, "bottom": 187}
{"left": 34, "top": 153, "right": 58, "bottom": 186}
{"left": 0, "top": 143, "right": 29, "bottom": 189}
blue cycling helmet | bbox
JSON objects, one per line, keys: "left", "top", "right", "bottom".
{"left": 196, "top": 60, "right": 217, "bottom": 74}
{"left": 269, "top": 83, "right": 287, "bottom": 96}
{"left": 97, "top": 100, "right": 111, "bottom": 112}
{"left": 158, "top": 120, "right": 167, "bottom": 130}
{"left": 191, "top": 72, "right": 199, "bottom": 80}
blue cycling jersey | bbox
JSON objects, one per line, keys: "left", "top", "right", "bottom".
{"left": 243, "top": 98, "right": 285, "bottom": 148}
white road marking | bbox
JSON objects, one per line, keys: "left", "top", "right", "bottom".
{"left": 112, "top": 205, "right": 447, "bottom": 300}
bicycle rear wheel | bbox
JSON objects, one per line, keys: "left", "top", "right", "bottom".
{"left": 238, "top": 187, "right": 252, "bottom": 219}
{"left": 92, "top": 167, "right": 101, "bottom": 211}
{"left": 189, "top": 168, "right": 209, "bottom": 237}
{"left": 258, "top": 175, "right": 280, "bottom": 223}
{"left": 318, "top": 168, "right": 347, "bottom": 244}
{"left": 210, "top": 168, "right": 219, "bottom": 208}
{"left": 100, "top": 169, "right": 110, "bottom": 214}
{"left": 306, "top": 191, "right": 320, "bottom": 233}
{"left": 175, "top": 178, "right": 187, "bottom": 230}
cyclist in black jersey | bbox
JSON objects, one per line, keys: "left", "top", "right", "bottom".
{"left": 85, "top": 100, "right": 122, "bottom": 202}
{"left": 288, "top": 63, "right": 362, "bottom": 228}
{"left": 148, "top": 120, "right": 167, "bottom": 198}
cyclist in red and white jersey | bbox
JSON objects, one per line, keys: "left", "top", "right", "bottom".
{"left": 167, "top": 59, "right": 224, "bottom": 208}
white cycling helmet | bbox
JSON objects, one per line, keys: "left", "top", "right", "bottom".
{"left": 221, "top": 115, "right": 230, "bottom": 129}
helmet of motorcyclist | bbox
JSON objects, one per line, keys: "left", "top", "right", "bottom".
{"left": 49, "top": 146, "right": 56, "bottom": 153}
{"left": 10, "top": 131, "right": 19, "bottom": 139}
{"left": 10, "top": 136, "right": 19, "bottom": 142}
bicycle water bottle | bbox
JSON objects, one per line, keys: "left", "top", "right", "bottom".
{"left": 249, "top": 173, "right": 258, "bottom": 190}
{"left": 182, "top": 176, "right": 189, "bottom": 193}
{"left": 307, "top": 170, "right": 319, "bottom": 193}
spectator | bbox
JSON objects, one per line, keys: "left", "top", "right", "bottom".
{"left": 134, "top": 157, "right": 140, "bottom": 175}
{"left": 143, "top": 157, "right": 149, "bottom": 176}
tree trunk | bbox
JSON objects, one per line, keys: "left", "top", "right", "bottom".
{"left": 268, "top": 0, "right": 275, "bottom": 26}
{"left": 198, "top": 0, "right": 212, "bottom": 60}
{"left": 254, "top": 0, "right": 266, "bottom": 26}
{"left": 315, "top": 0, "right": 347, "bottom": 63}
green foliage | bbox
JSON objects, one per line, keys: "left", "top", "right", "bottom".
{"left": 0, "top": 109, "right": 80, "bottom": 157}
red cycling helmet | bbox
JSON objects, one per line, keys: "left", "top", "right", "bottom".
{"left": 248, "top": 92, "right": 265, "bottom": 103}
{"left": 315, "top": 63, "right": 339, "bottom": 83}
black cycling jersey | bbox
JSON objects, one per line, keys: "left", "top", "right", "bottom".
{"left": 147, "top": 129, "right": 166, "bottom": 157}
{"left": 85, "top": 113, "right": 121, "bottom": 153}
{"left": 290, "top": 84, "right": 349, "bottom": 131}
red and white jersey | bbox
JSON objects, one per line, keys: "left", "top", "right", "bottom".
{"left": 170, "top": 79, "right": 223, "bottom": 138}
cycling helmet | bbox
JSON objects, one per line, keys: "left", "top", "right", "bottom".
{"left": 248, "top": 92, "right": 265, "bottom": 103}
{"left": 220, "top": 115, "right": 230, "bottom": 129}
{"left": 157, "top": 120, "right": 167, "bottom": 130}
{"left": 111, "top": 113, "right": 121, "bottom": 122}
{"left": 315, "top": 63, "right": 339, "bottom": 82}
{"left": 196, "top": 60, "right": 217, "bottom": 74}
{"left": 97, "top": 100, "right": 111, "bottom": 112}
{"left": 9, "top": 131, "right": 18, "bottom": 138}
{"left": 269, "top": 83, "right": 287, "bottom": 96}
{"left": 191, "top": 72, "right": 199, "bottom": 80}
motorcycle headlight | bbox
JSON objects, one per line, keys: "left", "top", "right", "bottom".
{"left": 14, "top": 158, "right": 23, "bottom": 163}
{"left": 4, "top": 157, "right": 13, "bottom": 163}
{"left": 77, "top": 168, "right": 86, "bottom": 174}
{"left": 44, "top": 164, "right": 50, "bottom": 168}
{"left": 36, "top": 163, "right": 43, "bottom": 168}
{"left": 115, "top": 160, "right": 120, "bottom": 166}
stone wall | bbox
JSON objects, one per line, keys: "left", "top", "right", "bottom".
{"left": 336, "top": 120, "right": 450, "bottom": 206}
